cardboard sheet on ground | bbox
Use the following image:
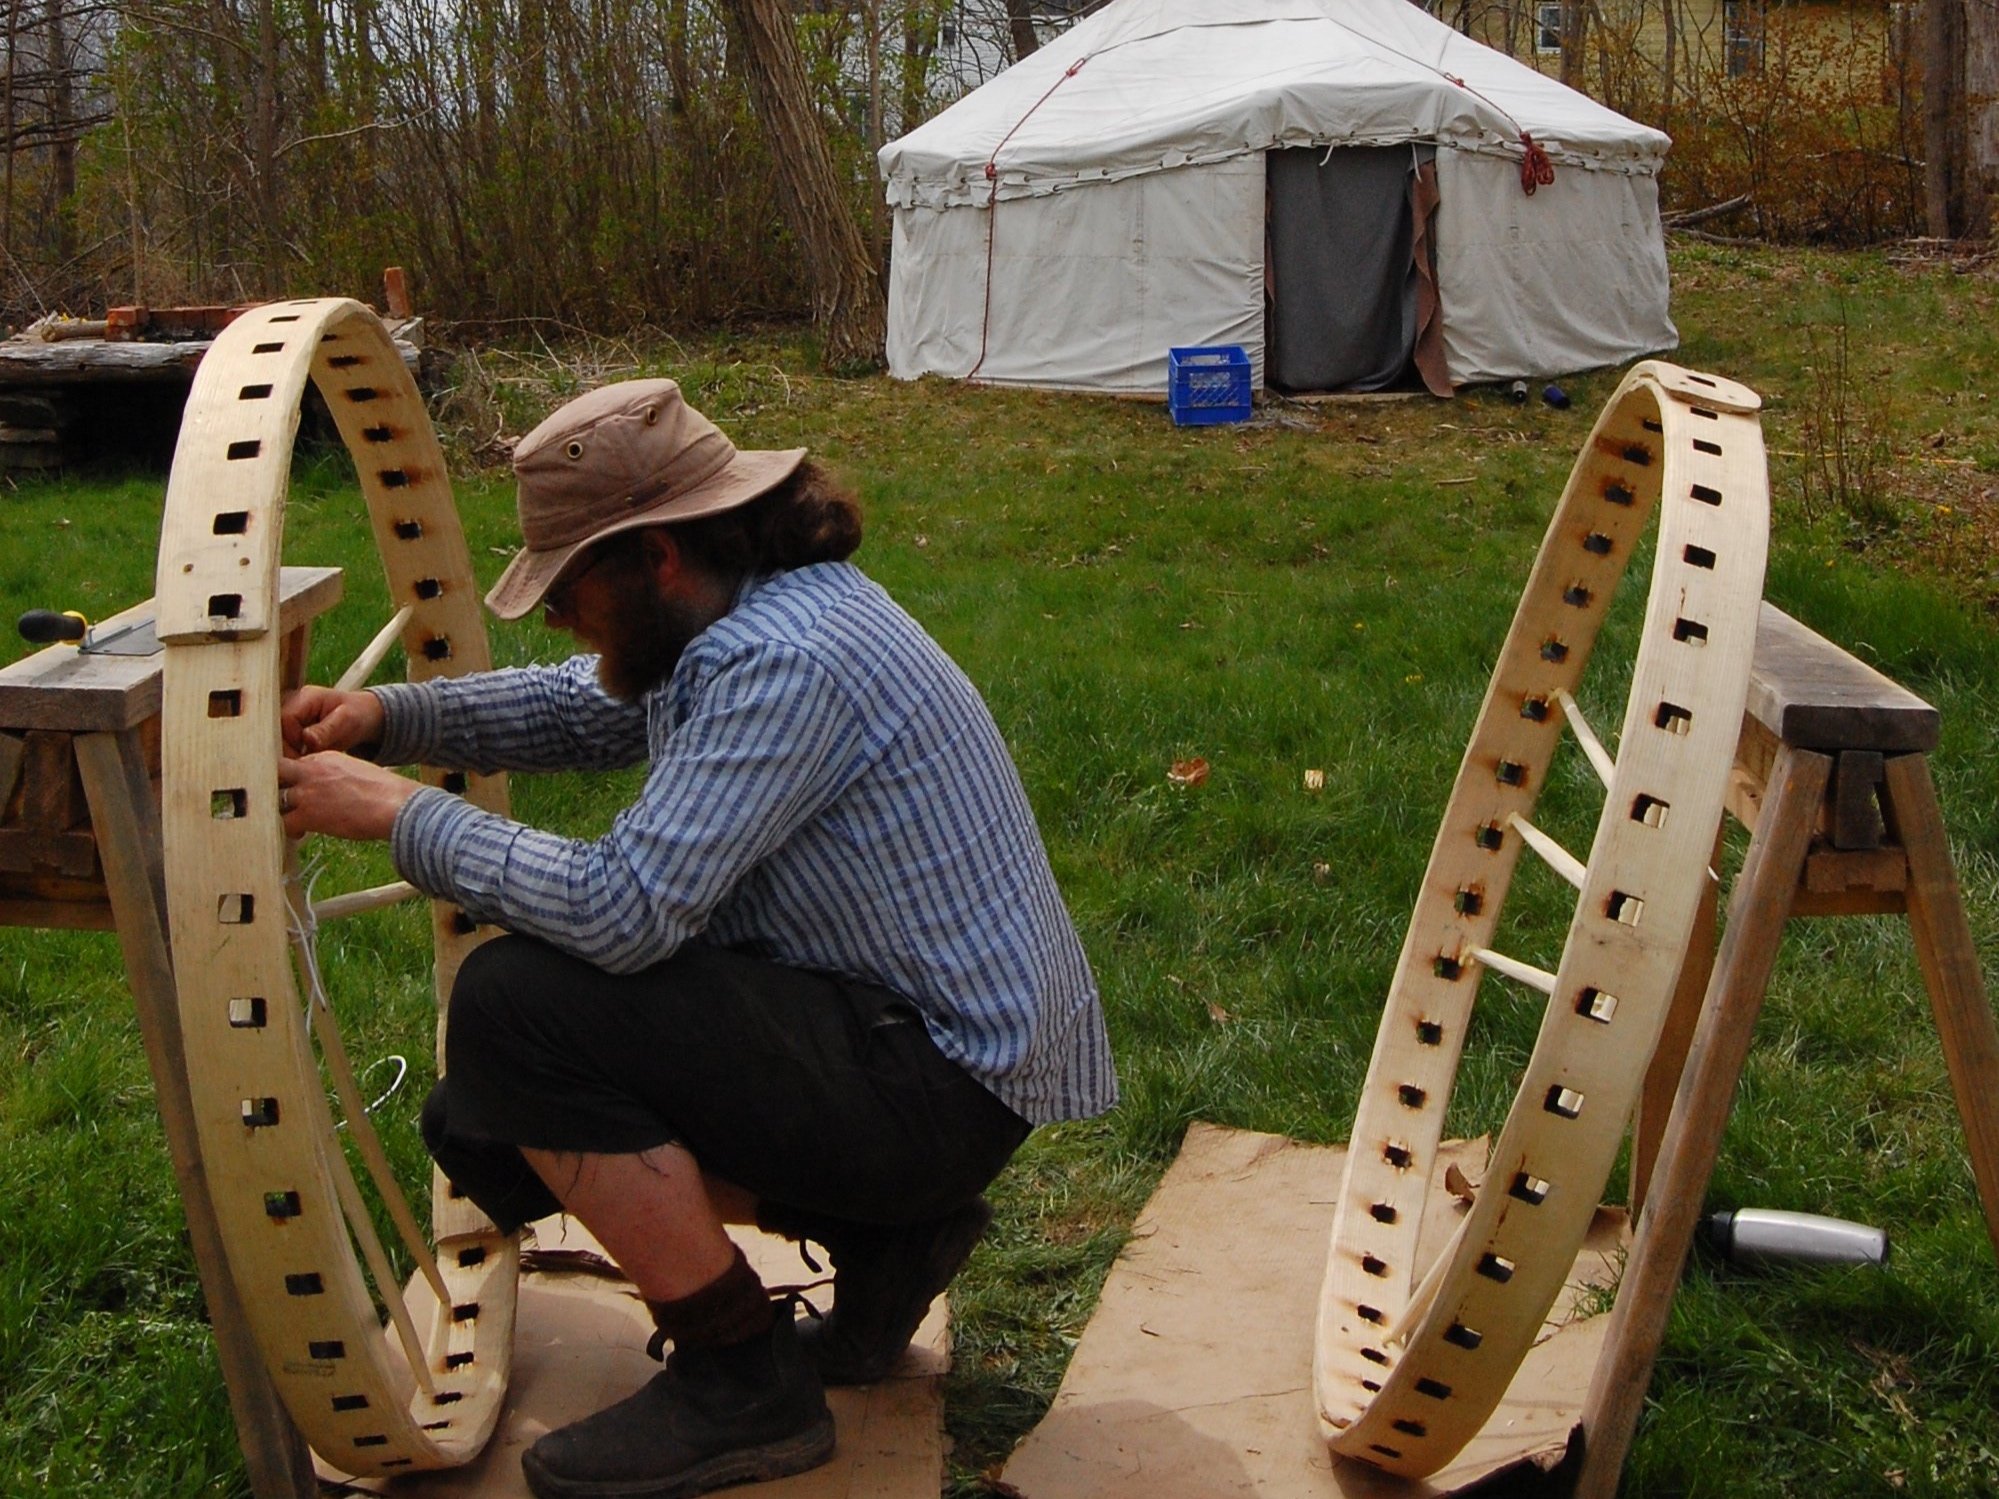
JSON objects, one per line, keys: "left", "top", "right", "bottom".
{"left": 1001, "top": 1122, "right": 1626, "bottom": 1499}
{"left": 318, "top": 1217, "right": 948, "bottom": 1498}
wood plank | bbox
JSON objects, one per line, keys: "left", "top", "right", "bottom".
{"left": 1745, "top": 604, "right": 1941, "bottom": 752}
{"left": 0, "top": 828, "right": 99, "bottom": 879}
{"left": 1830, "top": 749, "right": 1885, "bottom": 849}
{"left": 0, "top": 334, "right": 419, "bottom": 384}
{"left": 0, "top": 567, "right": 342, "bottom": 733}
{"left": 0, "top": 895, "right": 115, "bottom": 929}
{"left": 0, "top": 729, "right": 23, "bottom": 810}
{"left": 74, "top": 729, "right": 319, "bottom": 1498}
{"left": 1575, "top": 745, "right": 1831, "bottom": 1499}
{"left": 19, "top": 729, "right": 83, "bottom": 830}
{"left": 1882, "top": 753, "right": 1999, "bottom": 1265}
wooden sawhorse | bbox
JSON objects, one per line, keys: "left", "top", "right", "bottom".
{"left": 0, "top": 569, "right": 342, "bottom": 1499}
{"left": 1574, "top": 602, "right": 1999, "bottom": 1496}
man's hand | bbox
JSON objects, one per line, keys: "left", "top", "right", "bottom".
{"left": 278, "top": 752, "right": 421, "bottom": 842}
{"left": 282, "top": 685, "right": 386, "bottom": 758}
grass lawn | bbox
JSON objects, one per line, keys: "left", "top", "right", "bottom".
{"left": 2, "top": 241, "right": 1997, "bottom": 1496}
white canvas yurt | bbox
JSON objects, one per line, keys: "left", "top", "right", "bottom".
{"left": 880, "top": 0, "right": 1678, "bottom": 396}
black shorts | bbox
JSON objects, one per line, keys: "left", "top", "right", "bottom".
{"left": 420, "top": 936, "right": 1031, "bottom": 1234}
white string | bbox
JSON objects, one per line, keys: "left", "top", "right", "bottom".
{"left": 289, "top": 858, "right": 410, "bottom": 1125}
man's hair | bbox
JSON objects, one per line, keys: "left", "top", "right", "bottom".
{"left": 665, "top": 458, "right": 862, "bottom": 576}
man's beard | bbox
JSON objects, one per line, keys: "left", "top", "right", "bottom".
{"left": 595, "top": 578, "right": 711, "bottom": 702}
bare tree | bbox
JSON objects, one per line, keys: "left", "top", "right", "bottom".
{"left": 1005, "top": 0, "right": 1040, "bottom": 60}
{"left": 1924, "top": 0, "right": 1997, "bottom": 238}
{"left": 723, "top": 0, "right": 886, "bottom": 368}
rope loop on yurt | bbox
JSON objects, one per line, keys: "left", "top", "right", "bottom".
{"left": 968, "top": 53, "right": 1092, "bottom": 380}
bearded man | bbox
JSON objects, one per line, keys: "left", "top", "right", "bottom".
{"left": 277, "top": 379, "right": 1116, "bottom": 1499}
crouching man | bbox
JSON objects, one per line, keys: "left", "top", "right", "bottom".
{"left": 277, "top": 379, "right": 1117, "bottom": 1499}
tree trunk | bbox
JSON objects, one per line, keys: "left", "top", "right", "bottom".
{"left": 1968, "top": 0, "right": 1999, "bottom": 238}
{"left": 43, "top": 0, "right": 73, "bottom": 265}
{"left": 252, "top": 0, "right": 282, "bottom": 287}
{"left": 723, "top": 0, "right": 886, "bottom": 369}
{"left": 1925, "top": 0, "right": 1992, "bottom": 237}
{"left": 1006, "top": 0, "right": 1039, "bottom": 62}
{"left": 1560, "top": 0, "right": 1587, "bottom": 88}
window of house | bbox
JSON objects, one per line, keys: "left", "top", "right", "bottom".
{"left": 1535, "top": 2, "right": 1563, "bottom": 54}
{"left": 1724, "top": 0, "right": 1764, "bottom": 76}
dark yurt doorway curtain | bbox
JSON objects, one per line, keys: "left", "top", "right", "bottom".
{"left": 1265, "top": 144, "right": 1447, "bottom": 395}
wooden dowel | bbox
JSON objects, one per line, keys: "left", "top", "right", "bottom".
{"left": 1506, "top": 811, "right": 1588, "bottom": 890}
{"left": 334, "top": 604, "right": 414, "bottom": 693}
{"left": 1470, "top": 945, "right": 1557, "bottom": 995}
{"left": 1556, "top": 687, "right": 1616, "bottom": 789}
{"left": 311, "top": 879, "right": 420, "bottom": 922}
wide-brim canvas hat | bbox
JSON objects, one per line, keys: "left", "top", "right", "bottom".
{"left": 485, "top": 378, "right": 807, "bottom": 619}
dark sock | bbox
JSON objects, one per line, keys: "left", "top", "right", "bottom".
{"left": 645, "top": 1245, "right": 774, "bottom": 1362}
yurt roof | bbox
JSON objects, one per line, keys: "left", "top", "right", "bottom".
{"left": 881, "top": 0, "right": 1670, "bottom": 209}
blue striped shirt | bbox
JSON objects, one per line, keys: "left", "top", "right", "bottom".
{"left": 374, "top": 562, "right": 1116, "bottom": 1125}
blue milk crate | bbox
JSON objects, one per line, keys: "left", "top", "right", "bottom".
{"left": 1167, "top": 345, "right": 1252, "bottom": 426}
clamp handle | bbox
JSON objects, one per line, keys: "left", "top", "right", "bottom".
{"left": 17, "top": 609, "right": 88, "bottom": 645}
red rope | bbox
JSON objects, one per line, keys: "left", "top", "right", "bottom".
{"left": 968, "top": 55, "right": 1091, "bottom": 380}
{"left": 1441, "top": 70, "right": 1556, "bottom": 197}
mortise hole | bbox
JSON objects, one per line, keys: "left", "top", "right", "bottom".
{"left": 1361, "top": 1254, "right": 1390, "bottom": 1277}
{"left": 378, "top": 468, "right": 410, "bottom": 488}
{"left": 1474, "top": 822, "right": 1504, "bottom": 851}
{"left": 1510, "top": 1172, "right": 1550, "bottom": 1205}
{"left": 1496, "top": 760, "right": 1527, "bottom": 788}
{"left": 451, "top": 910, "right": 478, "bottom": 936}
{"left": 1622, "top": 442, "right": 1654, "bottom": 465}
{"left": 1433, "top": 955, "right": 1462, "bottom": 980}
{"left": 1693, "top": 437, "right": 1722, "bottom": 455}
{"left": 1520, "top": 695, "right": 1549, "bottom": 722}
{"left": 1576, "top": 987, "right": 1619, "bottom": 1023}
{"left": 1673, "top": 617, "right": 1709, "bottom": 645}
{"left": 208, "top": 593, "right": 243, "bottom": 620}
{"left": 1691, "top": 405, "right": 1720, "bottom": 420}
{"left": 1631, "top": 794, "right": 1670, "bottom": 828}
{"left": 1684, "top": 543, "right": 1717, "bottom": 569}
{"left": 1370, "top": 1202, "right": 1398, "bottom": 1224}
{"left": 1541, "top": 637, "right": 1569, "bottom": 663}
{"left": 265, "top": 1190, "right": 302, "bottom": 1220}
{"left": 237, "top": 384, "right": 273, "bottom": 401}
{"left": 252, "top": 341, "right": 284, "bottom": 354}
{"left": 345, "top": 386, "right": 381, "bottom": 403}
{"left": 1392, "top": 1418, "right": 1428, "bottom": 1438}
{"left": 394, "top": 519, "right": 423, "bottom": 540}
{"left": 456, "top": 1246, "right": 486, "bottom": 1268}
{"left": 1416, "top": 1377, "right": 1454, "bottom": 1400}
{"left": 209, "top": 689, "right": 243, "bottom": 718}
{"left": 421, "top": 1420, "right": 451, "bottom": 1431}
{"left": 433, "top": 1391, "right": 464, "bottom": 1405}
{"left": 332, "top": 1394, "right": 369, "bottom": 1412}
{"left": 309, "top": 1340, "right": 346, "bottom": 1360}
{"left": 268, "top": 314, "right": 300, "bottom": 323}
{"left": 444, "top": 1352, "right": 475, "bottom": 1370}
{"left": 1641, "top": 417, "right": 1664, "bottom": 433}
{"left": 363, "top": 424, "right": 393, "bottom": 443}
{"left": 1602, "top": 480, "right": 1635, "bottom": 505}
{"left": 1477, "top": 1252, "right": 1516, "bottom": 1282}
{"left": 219, "top": 892, "right": 255, "bottom": 924}
{"left": 1582, "top": 531, "right": 1614, "bottom": 556}
{"left": 1416, "top": 1019, "right": 1444, "bottom": 1046}
{"left": 1356, "top": 1304, "right": 1385, "bottom": 1325}
{"left": 414, "top": 577, "right": 442, "bottom": 599}
{"left": 1607, "top": 890, "right": 1646, "bottom": 926}
{"left": 327, "top": 354, "right": 363, "bottom": 368}
{"left": 1563, "top": 584, "right": 1592, "bottom": 607}
{"left": 228, "top": 996, "right": 267, "bottom": 1028}
{"left": 382, "top": 1459, "right": 412, "bottom": 1469}
{"left": 1445, "top": 1322, "right": 1483, "bottom": 1350}
{"left": 226, "top": 440, "right": 261, "bottom": 461}
{"left": 441, "top": 771, "right": 468, "bottom": 794}
{"left": 423, "top": 636, "right": 452, "bottom": 661}
{"left": 1360, "top": 1379, "right": 1382, "bottom": 1393}
{"left": 1360, "top": 1346, "right": 1390, "bottom": 1366}
{"left": 213, "top": 510, "right": 250, "bottom": 534}
{"left": 1397, "top": 1084, "right": 1427, "bottom": 1109}
{"left": 1383, "top": 1142, "right": 1413, "bottom": 1169}
{"left": 241, "top": 1096, "right": 279, "bottom": 1127}
{"left": 1369, "top": 1444, "right": 1402, "bottom": 1459}
{"left": 1454, "top": 886, "right": 1483, "bottom": 916}
{"left": 1654, "top": 702, "right": 1693, "bottom": 735}
{"left": 352, "top": 1434, "right": 388, "bottom": 1448}
{"left": 1545, "top": 1085, "right": 1586, "bottom": 1119}
{"left": 211, "top": 788, "right": 247, "bottom": 819}
{"left": 1690, "top": 483, "right": 1723, "bottom": 506}
{"left": 452, "top": 1302, "right": 480, "bottom": 1321}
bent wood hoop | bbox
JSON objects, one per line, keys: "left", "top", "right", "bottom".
{"left": 1315, "top": 362, "right": 1770, "bottom": 1477}
{"left": 155, "top": 298, "right": 516, "bottom": 1474}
